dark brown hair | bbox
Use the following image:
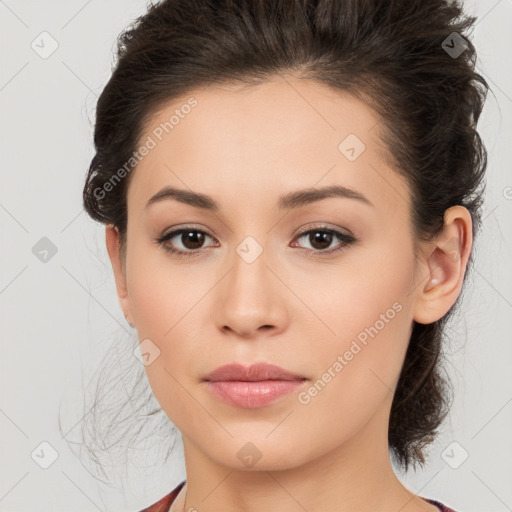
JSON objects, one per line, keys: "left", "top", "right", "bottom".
{"left": 80, "top": 0, "right": 489, "bottom": 475}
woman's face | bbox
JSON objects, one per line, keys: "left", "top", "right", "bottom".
{"left": 107, "top": 76, "right": 456, "bottom": 471}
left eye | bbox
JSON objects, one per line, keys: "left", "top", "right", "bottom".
{"left": 293, "top": 227, "right": 356, "bottom": 253}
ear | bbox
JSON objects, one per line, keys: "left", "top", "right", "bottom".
{"left": 105, "top": 224, "right": 135, "bottom": 328}
{"left": 412, "top": 206, "right": 473, "bottom": 325}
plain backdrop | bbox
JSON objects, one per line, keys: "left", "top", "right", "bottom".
{"left": 1, "top": 0, "right": 511, "bottom": 511}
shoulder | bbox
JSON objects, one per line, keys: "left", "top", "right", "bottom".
{"left": 139, "top": 480, "right": 186, "bottom": 512}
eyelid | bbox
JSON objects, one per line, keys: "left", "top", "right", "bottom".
{"left": 160, "top": 224, "right": 215, "bottom": 239}
{"left": 293, "top": 222, "right": 353, "bottom": 238}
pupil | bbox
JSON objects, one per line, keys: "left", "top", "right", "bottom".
{"left": 311, "top": 231, "right": 331, "bottom": 250}
{"left": 183, "top": 231, "right": 204, "bottom": 249}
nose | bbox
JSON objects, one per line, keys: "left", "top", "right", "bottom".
{"left": 214, "top": 245, "right": 287, "bottom": 339}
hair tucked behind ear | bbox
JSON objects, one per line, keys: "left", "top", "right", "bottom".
{"left": 78, "top": 0, "right": 489, "bottom": 479}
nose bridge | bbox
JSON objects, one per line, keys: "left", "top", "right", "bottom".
{"left": 216, "top": 230, "right": 285, "bottom": 335}
{"left": 230, "top": 232, "right": 273, "bottom": 305}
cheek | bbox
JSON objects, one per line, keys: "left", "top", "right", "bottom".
{"left": 287, "top": 274, "right": 413, "bottom": 457}
{"left": 294, "top": 240, "right": 414, "bottom": 351}
{"left": 124, "top": 248, "right": 214, "bottom": 428}
{"left": 295, "top": 242, "right": 415, "bottom": 403}
{"left": 125, "top": 244, "right": 202, "bottom": 335}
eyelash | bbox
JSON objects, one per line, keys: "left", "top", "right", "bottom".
{"left": 155, "top": 224, "right": 358, "bottom": 259}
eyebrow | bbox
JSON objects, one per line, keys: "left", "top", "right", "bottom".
{"left": 145, "top": 184, "right": 374, "bottom": 211}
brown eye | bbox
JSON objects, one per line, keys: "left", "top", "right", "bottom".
{"left": 306, "top": 230, "right": 334, "bottom": 251}
{"left": 292, "top": 225, "right": 357, "bottom": 256}
{"left": 178, "top": 230, "right": 206, "bottom": 250}
{"left": 156, "top": 227, "right": 217, "bottom": 257}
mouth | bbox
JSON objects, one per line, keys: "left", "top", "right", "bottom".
{"left": 202, "top": 363, "right": 307, "bottom": 408}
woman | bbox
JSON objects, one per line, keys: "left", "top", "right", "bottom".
{"left": 82, "top": 0, "right": 489, "bottom": 510}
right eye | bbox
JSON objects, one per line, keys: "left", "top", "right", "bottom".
{"left": 156, "top": 227, "right": 218, "bottom": 258}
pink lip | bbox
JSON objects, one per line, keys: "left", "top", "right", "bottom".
{"left": 202, "top": 363, "right": 307, "bottom": 408}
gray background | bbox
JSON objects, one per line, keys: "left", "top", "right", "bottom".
{"left": 0, "top": 0, "right": 511, "bottom": 510}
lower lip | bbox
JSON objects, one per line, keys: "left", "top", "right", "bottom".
{"left": 204, "top": 380, "right": 306, "bottom": 408}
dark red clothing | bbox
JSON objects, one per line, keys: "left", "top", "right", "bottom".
{"left": 140, "top": 480, "right": 457, "bottom": 511}
{"left": 139, "top": 480, "right": 185, "bottom": 512}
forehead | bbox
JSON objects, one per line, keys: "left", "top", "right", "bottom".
{"left": 128, "top": 76, "right": 408, "bottom": 215}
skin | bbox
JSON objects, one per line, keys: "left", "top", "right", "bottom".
{"left": 105, "top": 74, "right": 472, "bottom": 512}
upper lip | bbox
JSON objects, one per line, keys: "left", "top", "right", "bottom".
{"left": 202, "top": 363, "right": 306, "bottom": 382}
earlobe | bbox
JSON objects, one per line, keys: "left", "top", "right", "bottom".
{"left": 412, "top": 206, "right": 473, "bottom": 325}
{"left": 105, "top": 225, "right": 135, "bottom": 328}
